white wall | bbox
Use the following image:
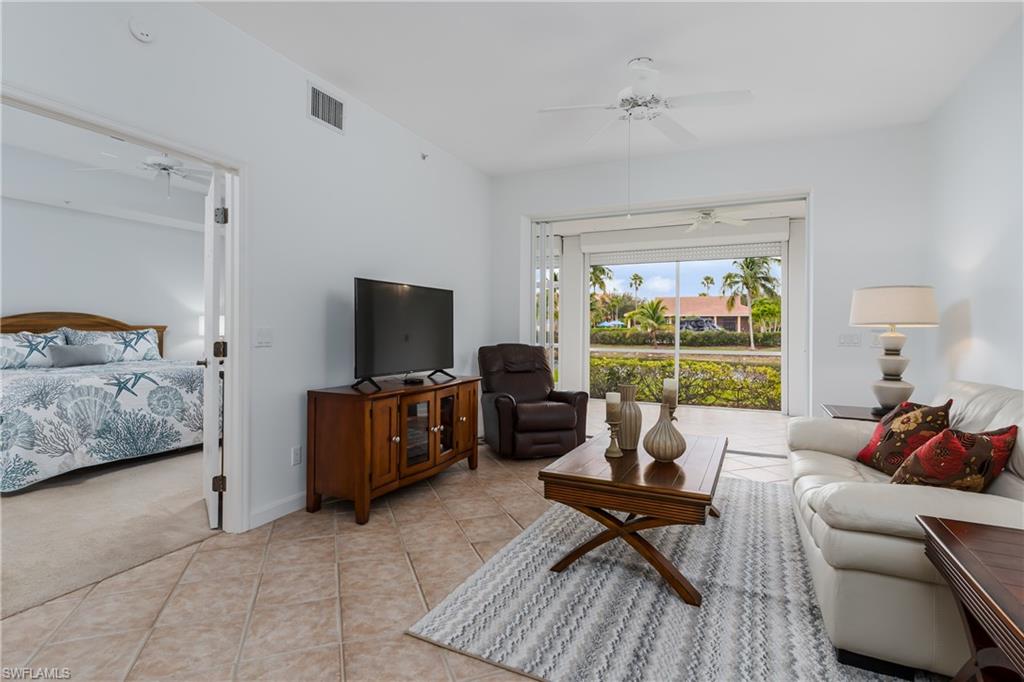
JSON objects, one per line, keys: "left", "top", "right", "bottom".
{"left": 1, "top": 3, "right": 492, "bottom": 526}
{"left": 927, "top": 20, "right": 1023, "bottom": 389}
{"left": 1, "top": 198, "right": 204, "bottom": 359}
{"left": 490, "top": 125, "right": 936, "bottom": 411}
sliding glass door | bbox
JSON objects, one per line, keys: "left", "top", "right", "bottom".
{"left": 587, "top": 245, "right": 784, "bottom": 411}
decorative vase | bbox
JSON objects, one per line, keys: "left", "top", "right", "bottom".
{"left": 618, "top": 384, "right": 642, "bottom": 450}
{"left": 643, "top": 403, "right": 687, "bottom": 462}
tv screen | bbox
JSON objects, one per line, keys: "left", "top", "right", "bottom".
{"left": 354, "top": 278, "right": 454, "bottom": 378}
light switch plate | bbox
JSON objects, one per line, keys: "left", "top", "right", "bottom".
{"left": 290, "top": 446, "right": 303, "bottom": 466}
{"left": 838, "top": 333, "right": 861, "bottom": 347}
{"left": 255, "top": 327, "right": 273, "bottom": 348}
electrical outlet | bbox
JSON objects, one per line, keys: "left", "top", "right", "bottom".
{"left": 838, "top": 333, "right": 861, "bottom": 347}
{"left": 290, "top": 446, "right": 303, "bottom": 466}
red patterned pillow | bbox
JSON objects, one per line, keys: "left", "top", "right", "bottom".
{"left": 891, "top": 426, "right": 1018, "bottom": 492}
{"left": 856, "top": 400, "right": 952, "bottom": 474}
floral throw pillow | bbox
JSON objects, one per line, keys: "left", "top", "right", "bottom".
{"left": 0, "top": 330, "right": 66, "bottom": 369}
{"left": 62, "top": 327, "right": 161, "bottom": 362}
{"left": 891, "top": 426, "right": 1018, "bottom": 492}
{"left": 856, "top": 400, "right": 952, "bottom": 475}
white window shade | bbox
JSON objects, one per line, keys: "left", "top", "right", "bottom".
{"left": 589, "top": 240, "right": 782, "bottom": 266}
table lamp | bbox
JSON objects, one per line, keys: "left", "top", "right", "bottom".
{"left": 849, "top": 286, "right": 939, "bottom": 415}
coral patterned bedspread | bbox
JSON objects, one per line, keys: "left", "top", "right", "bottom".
{"left": 0, "top": 360, "right": 205, "bottom": 492}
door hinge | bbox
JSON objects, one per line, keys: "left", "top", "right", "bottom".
{"left": 212, "top": 475, "right": 227, "bottom": 493}
{"left": 214, "top": 207, "right": 229, "bottom": 224}
{"left": 214, "top": 340, "right": 228, "bottom": 358}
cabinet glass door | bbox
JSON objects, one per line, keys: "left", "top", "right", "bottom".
{"left": 436, "top": 387, "right": 457, "bottom": 463}
{"left": 399, "top": 395, "right": 434, "bottom": 475}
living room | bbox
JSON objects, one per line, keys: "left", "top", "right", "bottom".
{"left": 1, "top": 3, "right": 1021, "bottom": 681}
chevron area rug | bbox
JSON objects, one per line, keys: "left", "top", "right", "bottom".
{"left": 409, "top": 476, "right": 931, "bottom": 682}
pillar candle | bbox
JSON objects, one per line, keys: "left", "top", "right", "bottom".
{"left": 606, "top": 391, "right": 621, "bottom": 422}
{"left": 662, "top": 379, "right": 678, "bottom": 405}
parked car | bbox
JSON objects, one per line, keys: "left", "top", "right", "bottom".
{"left": 680, "top": 318, "right": 719, "bottom": 332}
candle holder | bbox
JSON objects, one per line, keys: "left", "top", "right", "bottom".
{"left": 605, "top": 421, "right": 623, "bottom": 458}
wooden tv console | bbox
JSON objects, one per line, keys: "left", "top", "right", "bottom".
{"left": 306, "top": 376, "right": 480, "bottom": 523}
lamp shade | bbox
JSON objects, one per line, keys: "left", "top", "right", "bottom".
{"left": 849, "top": 286, "right": 939, "bottom": 328}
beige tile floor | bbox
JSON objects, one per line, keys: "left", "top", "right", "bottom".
{"left": 1, "top": 409, "right": 789, "bottom": 682}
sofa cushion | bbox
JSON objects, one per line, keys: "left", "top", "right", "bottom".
{"left": 516, "top": 401, "right": 577, "bottom": 432}
{"left": 891, "top": 426, "right": 1018, "bottom": 492}
{"left": 935, "top": 381, "right": 1024, "bottom": 480}
{"left": 806, "top": 479, "right": 1024, "bottom": 540}
{"left": 856, "top": 400, "right": 952, "bottom": 474}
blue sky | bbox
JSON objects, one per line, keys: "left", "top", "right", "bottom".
{"left": 602, "top": 259, "right": 782, "bottom": 298}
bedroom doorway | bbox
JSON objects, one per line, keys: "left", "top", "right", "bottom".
{"left": 0, "top": 93, "right": 247, "bottom": 614}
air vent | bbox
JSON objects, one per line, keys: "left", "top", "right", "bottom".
{"left": 308, "top": 82, "right": 344, "bottom": 133}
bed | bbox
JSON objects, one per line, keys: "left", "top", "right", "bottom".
{"left": 0, "top": 312, "right": 206, "bottom": 493}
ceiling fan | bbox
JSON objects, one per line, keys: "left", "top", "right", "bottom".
{"left": 75, "top": 154, "right": 211, "bottom": 197}
{"left": 538, "top": 57, "right": 752, "bottom": 146}
{"left": 684, "top": 209, "right": 750, "bottom": 232}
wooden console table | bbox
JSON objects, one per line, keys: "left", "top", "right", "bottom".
{"left": 918, "top": 516, "right": 1024, "bottom": 681}
{"left": 307, "top": 376, "right": 479, "bottom": 523}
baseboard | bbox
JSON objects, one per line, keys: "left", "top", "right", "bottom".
{"left": 248, "top": 491, "right": 305, "bottom": 529}
{"left": 835, "top": 648, "right": 916, "bottom": 680}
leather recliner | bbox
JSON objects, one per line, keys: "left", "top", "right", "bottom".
{"left": 478, "top": 344, "right": 588, "bottom": 459}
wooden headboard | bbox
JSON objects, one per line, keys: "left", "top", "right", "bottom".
{"left": 0, "top": 312, "right": 168, "bottom": 357}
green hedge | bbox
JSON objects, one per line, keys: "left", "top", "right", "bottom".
{"left": 589, "top": 356, "right": 781, "bottom": 411}
{"left": 590, "top": 328, "right": 781, "bottom": 348}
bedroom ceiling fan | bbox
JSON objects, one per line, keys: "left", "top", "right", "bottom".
{"left": 75, "top": 154, "right": 211, "bottom": 198}
{"left": 538, "top": 57, "right": 752, "bottom": 147}
{"left": 684, "top": 208, "right": 750, "bottom": 232}
{"left": 539, "top": 58, "right": 752, "bottom": 216}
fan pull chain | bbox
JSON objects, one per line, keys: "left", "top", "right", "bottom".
{"left": 626, "top": 112, "right": 632, "bottom": 219}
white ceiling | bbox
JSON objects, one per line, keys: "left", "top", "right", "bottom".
{"left": 206, "top": 2, "right": 1021, "bottom": 175}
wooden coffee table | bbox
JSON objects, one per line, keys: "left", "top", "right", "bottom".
{"left": 538, "top": 431, "right": 728, "bottom": 606}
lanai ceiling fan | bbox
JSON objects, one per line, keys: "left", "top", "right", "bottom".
{"left": 538, "top": 57, "right": 752, "bottom": 147}
{"left": 685, "top": 208, "right": 749, "bottom": 232}
{"left": 75, "top": 154, "right": 211, "bottom": 198}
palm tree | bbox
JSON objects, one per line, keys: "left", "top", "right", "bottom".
{"left": 625, "top": 299, "right": 669, "bottom": 344}
{"left": 721, "top": 257, "right": 781, "bottom": 350}
{"left": 590, "top": 265, "right": 614, "bottom": 294}
{"left": 626, "top": 273, "right": 644, "bottom": 327}
{"left": 700, "top": 275, "right": 715, "bottom": 296}
{"left": 629, "top": 273, "right": 644, "bottom": 296}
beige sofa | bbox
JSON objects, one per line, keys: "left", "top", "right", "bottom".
{"left": 787, "top": 381, "right": 1024, "bottom": 676}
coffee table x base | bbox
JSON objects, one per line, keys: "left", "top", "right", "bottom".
{"left": 550, "top": 504, "right": 721, "bottom": 606}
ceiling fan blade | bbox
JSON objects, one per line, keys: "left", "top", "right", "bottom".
{"left": 665, "top": 90, "right": 753, "bottom": 108}
{"left": 180, "top": 173, "right": 210, "bottom": 185}
{"left": 583, "top": 117, "right": 620, "bottom": 146}
{"left": 650, "top": 114, "right": 698, "bottom": 146}
{"left": 716, "top": 216, "right": 749, "bottom": 227}
{"left": 538, "top": 103, "right": 619, "bottom": 113}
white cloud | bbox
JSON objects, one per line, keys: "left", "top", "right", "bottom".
{"left": 644, "top": 276, "right": 675, "bottom": 295}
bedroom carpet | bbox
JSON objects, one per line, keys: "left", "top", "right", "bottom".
{"left": 409, "top": 476, "right": 936, "bottom": 682}
{"left": 0, "top": 448, "right": 216, "bottom": 617}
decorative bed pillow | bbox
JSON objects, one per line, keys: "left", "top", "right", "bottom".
{"left": 891, "top": 426, "right": 1018, "bottom": 492}
{"left": 62, "top": 327, "right": 161, "bottom": 362}
{"left": 50, "top": 344, "right": 110, "bottom": 368}
{"left": 856, "top": 400, "right": 952, "bottom": 475}
{"left": 0, "top": 330, "right": 66, "bottom": 369}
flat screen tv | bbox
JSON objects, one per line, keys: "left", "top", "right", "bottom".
{"left": 354, "top": 278, "right": 454, "bottom": 386}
